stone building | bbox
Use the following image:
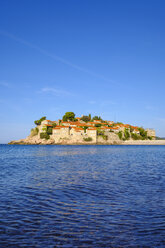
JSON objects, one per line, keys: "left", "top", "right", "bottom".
{"left": 38, "top": 118, "right": 156, "bottom": 143}
{"left": 146, "top": 129, "right": 156, "bottom": 139}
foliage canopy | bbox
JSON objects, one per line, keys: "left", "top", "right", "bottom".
{"left": 62, "top": 112, "right": 75, "bottom": 122}
{"left": 81, "top": 115, "right": 91, "bottom": 122}
{"left": 34, "top": 116, "right": 46, "bottom": 126}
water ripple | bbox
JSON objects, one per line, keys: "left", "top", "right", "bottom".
{"left": 0, "top": 145, "right": 165, "bottom": 247}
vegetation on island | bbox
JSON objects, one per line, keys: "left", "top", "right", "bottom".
{"left": 30, "top": 127, "right": 39, "bottom": 137}
{"left": 117, "top": 127, "right": 152, "bottom": 141}
{"left": 34, "top": 116, "right": 46, "bottom": 126}
{"left": 81, "top": 115, "right": 91, "bottom": 122}
{"left": 62, "top": 112, "right": 76, "bottom": 122}
{"left": 40, "top": 132, "right": 50, "bottom": 140}
{"left": 83, "top": 137, "right": 93, "bottom": 142}
{"left": 92, "top": 116, "right": 102, "bottom": 121}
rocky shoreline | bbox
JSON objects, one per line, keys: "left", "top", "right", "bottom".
{"left": 8, "top": 136, "right": 165, "bottom": 145}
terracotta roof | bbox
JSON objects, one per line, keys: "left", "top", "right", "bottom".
{"left": 72, "top": 127, "right": 84, "bottom": 130}
{"left": 53, "top": 126, "right": 69, "bottom": 129}
{"left": 45, "top": 124, "right": 53, "bottom": 127}
{"left": 88, "top": 122, "right": 99, "bottom": 124}
{"left": 107, "top": 127, "right": 119, "bottom": 130}
{"left": 88, "top": 128, "right": 97, "bottom": 130}
{"left": 100, "top": 126, "right": 110, "bottom": 129}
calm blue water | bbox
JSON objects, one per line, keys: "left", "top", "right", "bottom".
{"left": 0, "top": 145, "right": 165, "bottom": 247}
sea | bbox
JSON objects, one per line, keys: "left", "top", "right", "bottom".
{"left": 0, "top": 144, "right": 165, "bottom": 247}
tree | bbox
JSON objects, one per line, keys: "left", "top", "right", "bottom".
{"left": 52, "top": 123, "right": 57, "bottom": 128}
{"left": 92, "top": 116, "right": 102, "bottom": 121}
{"left": 118, "top": 131, "right": 123, "bottom": 140}
{"left": 124, "top": 128, "right": 130, "bottom": 140}
{"left": 89, "top": 114, "right": 91, "bottom": 121}
{"left": 81, "top": 115, "right": 90, "bottom": 122}
{"left": 95, "top": 123, "right": 102, "bottom": 127}
{"left": 34, "top": 116, "right": 46, "bottom": 126}
{"left": 138, "top": 127, "right": 147, "bottom": 139}
{"left": 40, "top": 132, "right": 50, "bottom": 140}
{"left": 129, "top": 126, "right": 134, "bottom": 132}
{"left": 47, "top": 127, "right": 52, "bottom": 135}
{"left": 131, "top": 133, "right": 140, "bottom": 140}
{"left": 62, "top": 112, "right": 75, "bottom": 122}
{"left": 83, "top": 126, "right": 88, "bottom": 133}
{"left": 30, "top": 127, "right": 39, "bottom": 137}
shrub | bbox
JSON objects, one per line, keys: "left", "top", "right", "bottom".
{"left": 131, "top": 133, "right": 141, "bottom": 140}
{"left": 102, "top": 135, "right": 108, "bottom": 140}
{"left": 83, "top": 137, "right": 93, "bottom": 142}
{"left": 118, "top": 131, "right": 123, "bottom": 140}
{"left": 47, "top": 127, "right": 52, "bottom": 135}
{"left": 97, "top": 129, "right": 104, "bottom": 135}
{"left": 40, "top": 132, "right": 50, "bottom": 140}
{"left": 95, "top": 124, "right": 101, "bottom": 127}
{"left": 124, "top": 128, "right": 130, "bottom": 140}
{"left": 148, "top": 136, "right": 152, "bottom": 140}
{"left": 52, "top": 123, "right": 57, "bottom": 128}
{"left": 31, "top": 127, "right": 39, "bottom": 137}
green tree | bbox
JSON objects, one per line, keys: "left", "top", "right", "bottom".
{"left": 131, "top": 133, "right": 140, "bottom": 140}
{"left": 138, "top": 127, "right": 147, "bottom": 139}
{"left": 83, "top": 126, "right": 88, "bottom": 133}
{"left": 47, "top": 127, "right": 53, "bottom": 135}
{"left": 81, "top": 115, "right": 90, "bottom": 122}
{"left": 40, "top": 132, "right": 50, "bottom": 140}
{"left": 62, "top": 112, "right": 75, "bottom": 121}
{"left": 92, "top": 116, "right": 102, "bottom": 121}
{"left": 89, "top": 114, "right": 91, "bottom": 121}
{"left": 34, "top": 116, "right": 46, "bottom": 125}
{"left": 95, "top": 123, "right": 102, "bottom": 127}
{"left": 52, "top": 123, "right": 57, "bottom": 128}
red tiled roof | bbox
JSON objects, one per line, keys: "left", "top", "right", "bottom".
{"left": 88, "top": 122, "right": 99, "bottom": 124}
{"left": 53, "top": 126, "right": 69, "bottom": 129}
{"left": 72, "top": 127, "right": 84, "bottom": 131}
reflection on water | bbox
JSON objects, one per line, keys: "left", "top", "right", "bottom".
{"left": 0, "top": 145, "right": 165, "bottom": 247}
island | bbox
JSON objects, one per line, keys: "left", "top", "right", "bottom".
{"left": 9, "top": 112, "right": 165, "bottom": 145}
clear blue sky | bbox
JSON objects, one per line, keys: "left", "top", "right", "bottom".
{"left": 0, "top": 0, "right": 165, "bottom": 143}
